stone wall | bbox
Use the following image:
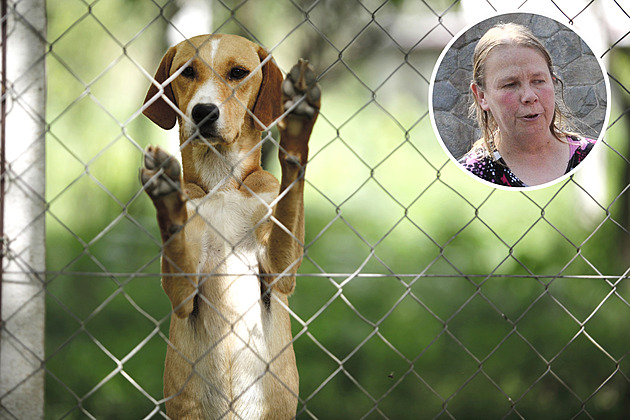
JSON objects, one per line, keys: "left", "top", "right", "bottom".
{"left": 431, "top": 13, "right": 608, "bottom": 160}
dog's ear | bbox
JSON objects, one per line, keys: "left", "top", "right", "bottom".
{"left": 143, "top": 47, "right": 178, "bottom": 130}
{"left": 252, "top": 47, "right": 283, "bottom": 131}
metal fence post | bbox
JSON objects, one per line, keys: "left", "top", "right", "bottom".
{"left": 0, "top": 0, "right": 46, "bottom": 418}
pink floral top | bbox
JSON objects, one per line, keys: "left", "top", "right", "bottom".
{"left": 458, "top": 136, "right": 596, "bottom": 187}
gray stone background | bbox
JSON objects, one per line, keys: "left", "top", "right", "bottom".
{"left": 432, "top": 13, "right": 608, "bottom": 160}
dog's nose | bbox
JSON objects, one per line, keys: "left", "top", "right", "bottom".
{"left": 192, "top": 103, "right": 220, "bottom": 126}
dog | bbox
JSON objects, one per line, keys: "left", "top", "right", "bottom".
{"left": 140, "top": 34, "right": 320, "bottom": 419}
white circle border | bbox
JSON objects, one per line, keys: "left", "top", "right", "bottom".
{"left": 428, "top": 10, "right": 612, "bottom": 192}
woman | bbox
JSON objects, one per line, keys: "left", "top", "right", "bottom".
{"left": 460, "top": 23, "right": 595, "bottom": 187}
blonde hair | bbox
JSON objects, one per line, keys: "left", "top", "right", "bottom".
{"left": 469, "top": 22, "right": 573, "bottom": 156}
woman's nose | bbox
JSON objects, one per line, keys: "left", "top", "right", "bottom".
{"left": 521, "top": 86, "right": 538, "bottom": 103}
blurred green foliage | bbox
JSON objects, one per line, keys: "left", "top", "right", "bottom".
{"left": 45, "top": 1, "right": 629, "bottom": 419}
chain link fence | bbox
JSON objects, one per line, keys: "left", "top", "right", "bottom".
{"left": 1, "top": 0, "right": 630, "bottom": 418}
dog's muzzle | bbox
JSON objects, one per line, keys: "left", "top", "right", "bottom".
{"left": 191, "top": 103, "right": 220, "bottom": 139}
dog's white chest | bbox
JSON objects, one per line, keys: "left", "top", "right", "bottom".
{"left": 185, "top": 190, "right": 274, "bottom": 418}
{"left": 187, "top": 188, "right": 269, "bottom": 318}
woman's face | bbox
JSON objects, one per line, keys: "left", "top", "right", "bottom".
{"left": 472, "top": 45, "right": 556, "bottom": 143}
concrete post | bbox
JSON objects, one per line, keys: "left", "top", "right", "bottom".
{"left": 0, "top": 0, "right": 47, "bottom": 418}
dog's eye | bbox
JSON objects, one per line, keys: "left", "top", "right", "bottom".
{"left": 181, "top": 66, "right": 195, "bottom": 79}
{"left": 229, "top": 67, "right": 249, "bottom": 81}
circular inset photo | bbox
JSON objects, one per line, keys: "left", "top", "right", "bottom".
{"left": 429, "top": 12, "right": 610, "bottom": 190}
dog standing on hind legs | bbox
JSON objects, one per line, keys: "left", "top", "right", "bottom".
{"left": 139, "top": 34, "right": 320, "bottom": 419}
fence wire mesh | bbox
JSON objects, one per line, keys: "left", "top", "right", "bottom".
{"left": 1, "top": 0, "right": 630, "bottom": 418}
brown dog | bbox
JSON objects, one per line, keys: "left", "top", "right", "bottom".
{"left": 140, "top": 34, "right": 320, "bottom": 419}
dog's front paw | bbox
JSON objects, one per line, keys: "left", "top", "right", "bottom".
{"left": 281, "top": 59, "right": 321, "bottom": 120}
{"left": 278, "top": 59, "right": 320, "bottom": 168}
{"left": 140, "top": 145, "right": 182, "bottom": 199}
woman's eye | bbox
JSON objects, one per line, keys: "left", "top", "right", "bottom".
{"left": 229, "top": 67, "right": 249, "bottom": 80}
{"left": 182, "top": 66, "right": 195, "bottom": 78}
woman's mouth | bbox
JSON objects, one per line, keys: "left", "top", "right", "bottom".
{"left": 520, "top": 113, "right": 541, "bottom": 121}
